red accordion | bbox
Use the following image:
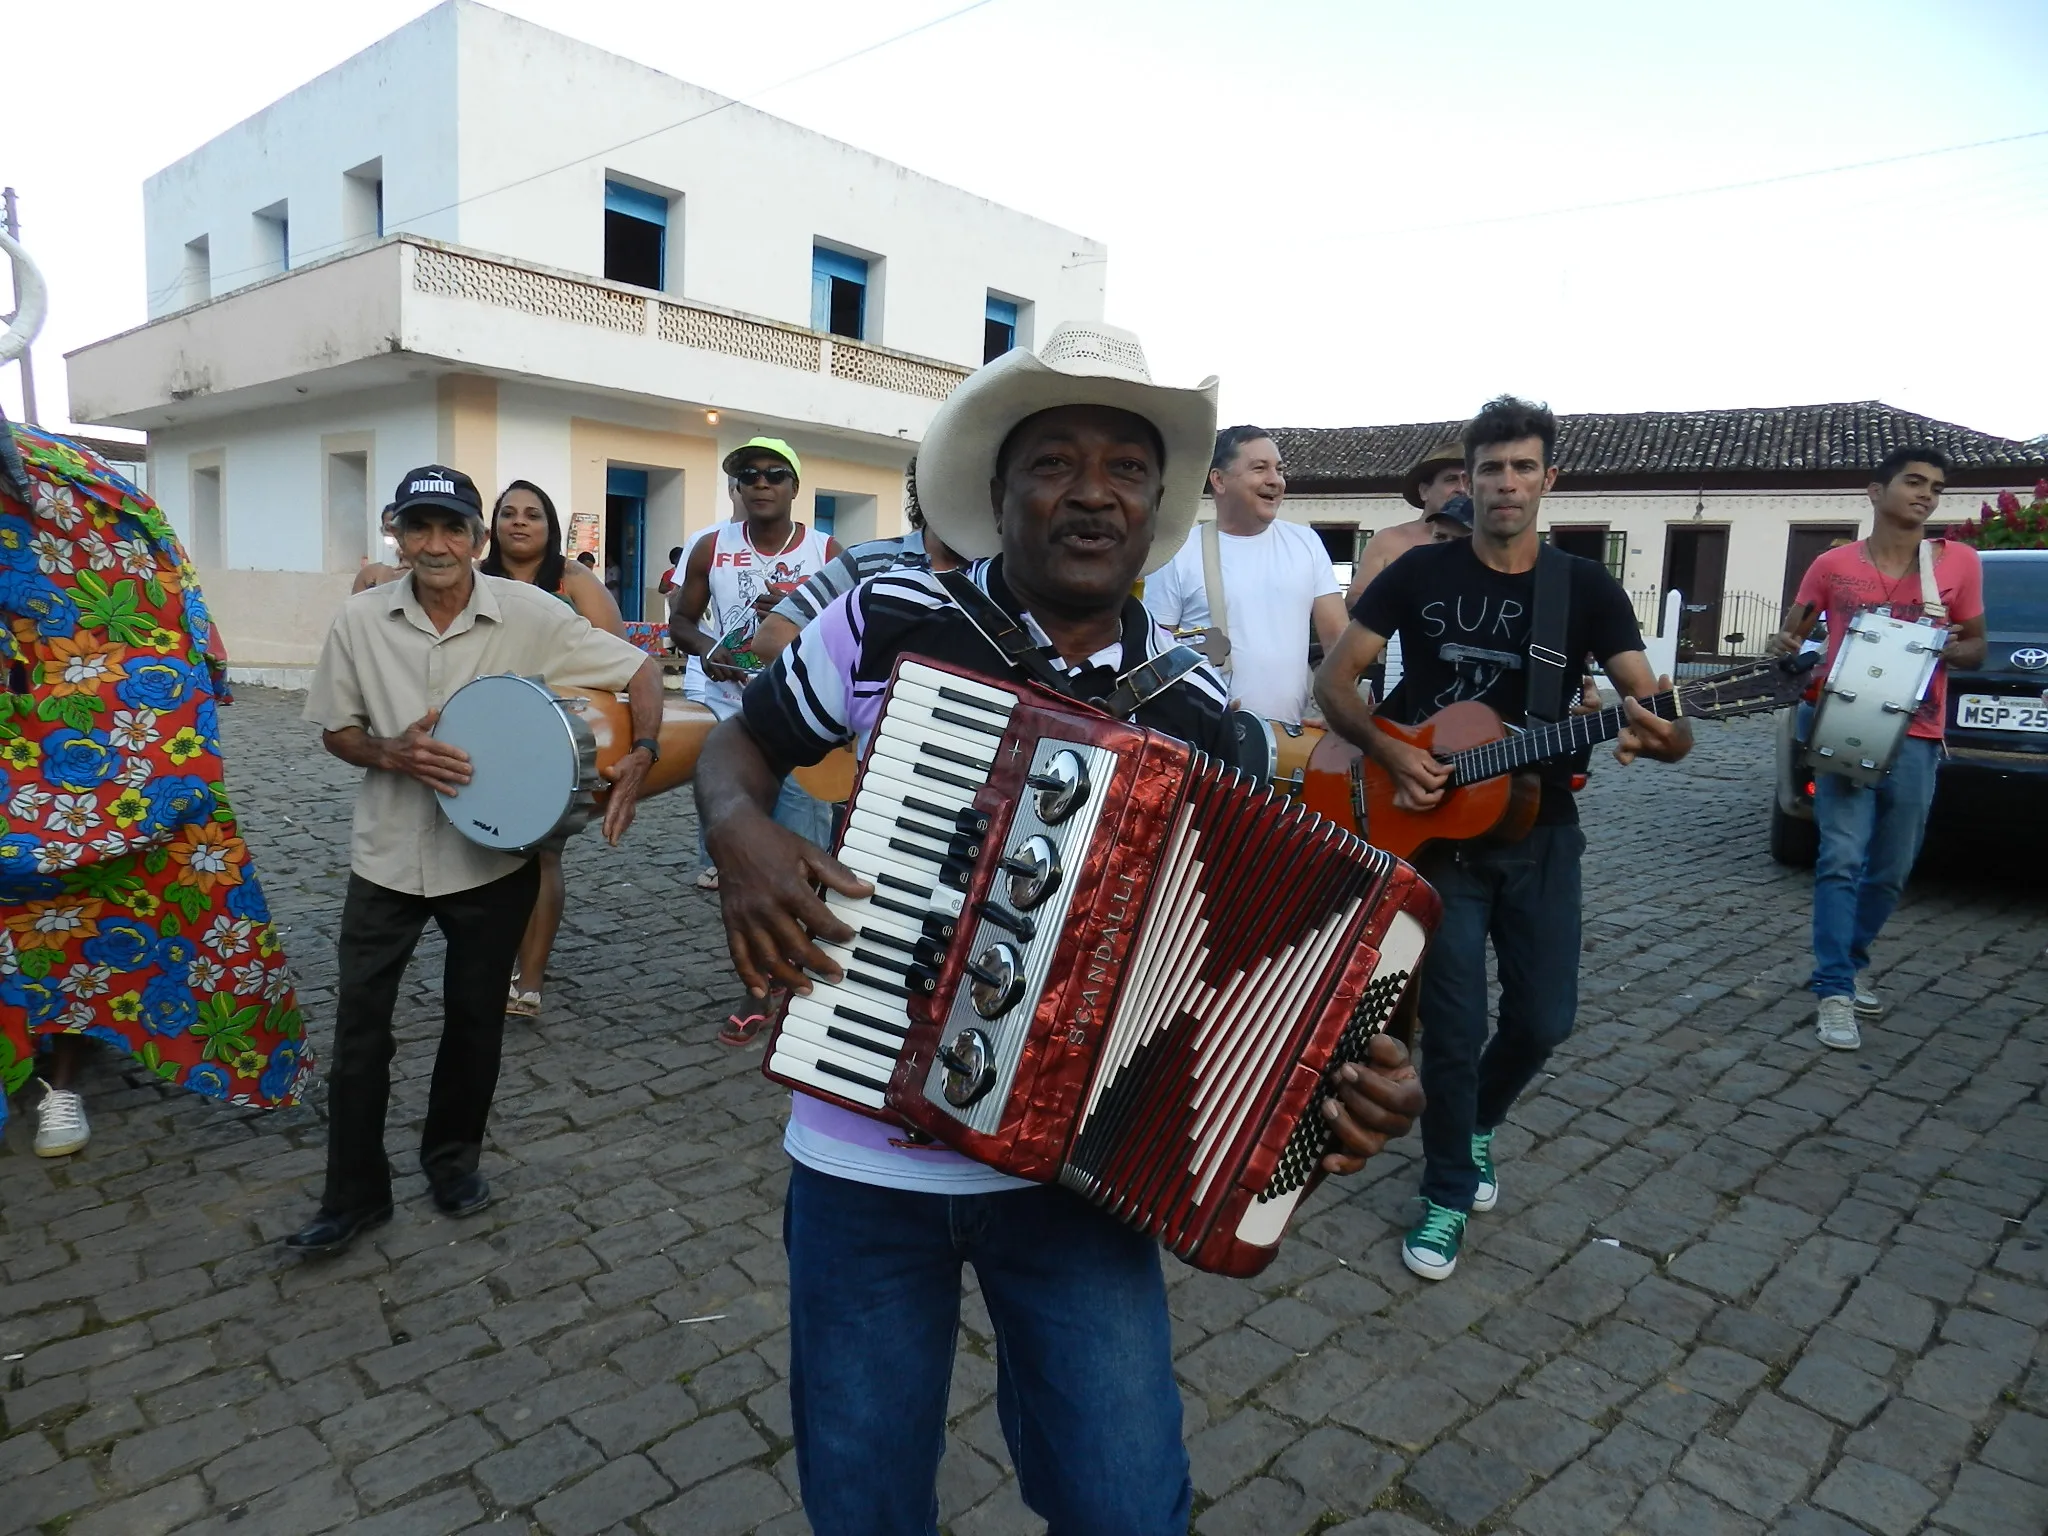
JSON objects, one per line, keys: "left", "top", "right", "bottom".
{"left": 764, "top": 657, "right": 1439, "bottom": 1276}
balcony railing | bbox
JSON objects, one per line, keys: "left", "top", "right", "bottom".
{"left": 410, "top": 242, "right": 970, "bottom": 402}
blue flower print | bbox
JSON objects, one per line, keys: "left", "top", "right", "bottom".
{"left": 155, "top": 935, "right": 199, "bottom": 976}
{"left": 0, "top": 515, "right": 38, "bottom": 571}
{"left": 0, "top": 829, "right": 46, "bottom": 880}
{"left": 184, "top": 1063, "right": 231, "bottom": 1100}
{"left": 259, "top": 1042, "right": 301, "bottom": 1100}
{"left": 194, "top": 697, "right": 220, "bottom": 745}
{"left": 0, "top": 569, "right": 78, "bottom": 637}
{"left": 81, "top": 919, "right": 156, "bottom": 971}
{"left": 116, "top": 656, "right": 199, "bottom": 712}
{"left": 41, "top": 729, "right": 122, "bottom": 792}
{"left": 2, "top": 972, "right": 66, "bottom": 1027}
{"left": 225, "top": 876, "right": 272, "bottom": 924}
{"left": 142, "top": 775, "right": 213, "bottom": 831}
{"left": 81, "top": 1025, "right": 131, "bottom": 1052}
{"left": 140, "top": 973, "right": 198, "bottom": 1037}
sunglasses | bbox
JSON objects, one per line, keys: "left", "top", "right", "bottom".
{"left": 734, "top": 465, "right": 795, "bottom": 487}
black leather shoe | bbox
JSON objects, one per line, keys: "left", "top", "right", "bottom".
{"left": 431, "top": 1172, "right": 491, "bottom": 1218}
{"left": 283, "top": 1202, "right": 392, "bottom": 1256}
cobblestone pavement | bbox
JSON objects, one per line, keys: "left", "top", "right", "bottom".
{"left": 4, "top": 687, "right": 2045, "bottom": 1536}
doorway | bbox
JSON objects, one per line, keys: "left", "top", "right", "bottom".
{"left": 605, "top": 466, "right": 648, "bottom": 621}
{"left": 1782, "top": 525, "right": 1859, "bottom": 611}
{"left": 1661, "top": 525, "right": 1729, "bottom": 659}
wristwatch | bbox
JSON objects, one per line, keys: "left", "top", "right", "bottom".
{"left": 632, "top": 737, "right": 661, "bottom": 763}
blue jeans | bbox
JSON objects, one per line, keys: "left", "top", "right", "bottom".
{"left": 1809, "top": 735, "right": 1938, "bottom": 998}
{"left": 783, "top": 1162, "right": 1191, "bottom": 1536}
{"left": 1415, "top": 824, "right": 1586, "bottom": 1212}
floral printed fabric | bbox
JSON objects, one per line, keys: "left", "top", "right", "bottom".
{"left": 0, "top": 424, "right": 309, "bottom": 1133}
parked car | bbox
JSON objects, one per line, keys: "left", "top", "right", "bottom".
{"left": 1769, "top": 548, "right": 2048, "bottom": 866}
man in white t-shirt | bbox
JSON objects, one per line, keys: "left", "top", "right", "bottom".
{"left": 1142, "top": 425, "right": 1347, "bottom": 723}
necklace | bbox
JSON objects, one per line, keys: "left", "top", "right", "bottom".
{"left": 746, "top": 521, "right": 803, "bottom": 562}
{"left": 1863, "top": 539, "right": 1920, "bottom": 611}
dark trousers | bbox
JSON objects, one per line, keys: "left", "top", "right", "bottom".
{"left": 320, "top": 862, "right": 541, "bottom": 1213}
{"left": 1415, "top": 824, "right": 1585, "bottom": 1211}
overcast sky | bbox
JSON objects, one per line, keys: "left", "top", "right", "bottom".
{"left": 7, "top": 0, "right": 2046, "bottom": 442}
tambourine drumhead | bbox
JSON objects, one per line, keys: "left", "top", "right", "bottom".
{"left": 434, "top": 675, "right": 595, "bottom": 851}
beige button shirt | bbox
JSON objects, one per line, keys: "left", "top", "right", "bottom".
{"left": 304, "top": 573, "right": 648, "bottom": 897}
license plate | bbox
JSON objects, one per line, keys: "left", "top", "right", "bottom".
{"left": 1956, "top": 694, "right": 2048, "bottom": 732}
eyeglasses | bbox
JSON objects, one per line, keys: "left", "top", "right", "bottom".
{"left": 734, "top": 465, "right": 795, "bottom": 487}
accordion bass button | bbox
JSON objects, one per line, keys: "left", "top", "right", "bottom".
{"left": 1026, "top": 750, "right": 1091, "bottom": 824}
{"left": 967, "top": 943, "right": 1027, "bottom": 1019}
{"left": 939, "top": 1028, "right": 998, "bottom": 1108}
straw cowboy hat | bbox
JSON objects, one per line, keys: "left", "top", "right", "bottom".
{"left": 1402, "top": 437, "right": 1466, "bottom": 509}
{"left": 916, "top": 322, "right": 1219, "bottom": 576}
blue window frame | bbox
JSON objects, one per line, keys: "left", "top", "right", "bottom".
{"left": 604, "top": 467, "right": 650, "bottom": 622}
{"left": 604, "top": 181, "right": 667, "bottom": 289}
{"left": 813, "top": 494, "right": 837, "bottom": 537}
{"left": 984, "top": 295, "right": 1018, "bottom": 362}
{"left": 812, "top": 246, "right": 869, "bottom": 339}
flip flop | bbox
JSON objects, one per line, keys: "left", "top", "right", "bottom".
{"left": 718, "top": 1011, "right": 768, "bottom": 1047}
{"left": 695, "top": 868, "right": 720, "bottom": 891}
{"left": 506, "top": 989, "right": 541, "bottom": 1019}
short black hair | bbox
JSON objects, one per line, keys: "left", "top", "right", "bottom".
{"left": 1210, "top": 425, "right": 1275, "bottom": 477}
{"left": 994, "top": 406, "right": 1167, "bottom": 481}
{"left": 1874, "top": 445, "right": 1950, "bottom": 485}
{"left": 1464, "top": 395, "right": 1559, "bottom": 468}
{"left": 667, "top": 545, "right": 684, "bottom": 563}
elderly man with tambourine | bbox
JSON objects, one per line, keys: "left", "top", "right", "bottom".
{"left": 288, "top": 465, "right": 660, "bottom": 1256}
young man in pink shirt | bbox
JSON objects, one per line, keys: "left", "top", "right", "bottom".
{"left": 1774, "top": 447, "right": 1987, "bottom": 1050}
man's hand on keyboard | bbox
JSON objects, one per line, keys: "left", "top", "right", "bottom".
{"left": 709, "top": 806, "right": 874, "bottom": 999}
{"left": 1318, "top": 1031, "right": 1425, "bottom": 1175}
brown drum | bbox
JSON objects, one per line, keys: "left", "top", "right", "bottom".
{"left": 559, "top": 690, "right": 717, "bottom": 802}
{"left": 792, "top": 746, "right": 858, "bottom": 803}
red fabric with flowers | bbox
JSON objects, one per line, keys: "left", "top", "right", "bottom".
{"left": 0, "top": 425, "right": 309, "bottom": 1134}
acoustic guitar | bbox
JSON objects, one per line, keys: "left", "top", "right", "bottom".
{"left": 1299, "top": 652, "right": 1820, "bottom": 861}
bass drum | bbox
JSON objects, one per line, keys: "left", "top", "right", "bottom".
{"left": 1805, "top": 613, "right": 1946, "bottom": 787}
{"left": 434, "top": 678, "right": 720, "bottom": 852}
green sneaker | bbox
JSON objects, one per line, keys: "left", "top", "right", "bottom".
{"left": 1402, "top": 1201, "right": 1468, "bottom": 1280}
{"left": 1471, "top": 1130, "right": 1498, "bottom": 1213}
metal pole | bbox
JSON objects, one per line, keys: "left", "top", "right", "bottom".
{"left": 2, "top": 187, "right": 41, "bottom": 425}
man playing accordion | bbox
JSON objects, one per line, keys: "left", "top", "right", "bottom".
{"left": 695, "top": 323, "right": 1425, "bottom": 1534}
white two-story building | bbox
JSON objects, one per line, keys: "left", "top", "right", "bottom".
{"left": 66, "top": 0, "right": 1106, "bottom": 670}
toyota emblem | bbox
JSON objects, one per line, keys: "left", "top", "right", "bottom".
{"left": 2013, "top": 647, "right": 2048, "bottom": 670}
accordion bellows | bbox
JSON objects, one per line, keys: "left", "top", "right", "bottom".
{"left": 765, "top": 658, "right": 1439, "bottom": 1276}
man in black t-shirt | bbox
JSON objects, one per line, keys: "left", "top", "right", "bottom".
{"left": 1315, "top": 395, "right": 1692, "bottom": 1283}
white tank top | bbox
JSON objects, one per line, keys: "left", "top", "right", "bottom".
{"left": 703, "top": 520, "right": 833, "bottom": 715}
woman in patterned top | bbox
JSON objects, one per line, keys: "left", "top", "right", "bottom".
{"left": 478, "top": 481, "right": 624, "bottom": 1017}
{"left": 1, "top": 424, "right": 307, "bottom": 1156}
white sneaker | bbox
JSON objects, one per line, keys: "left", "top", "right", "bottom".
{"left": 1815, "top": 996, "right": 1861, "bottom": 1051}
{"left": 33, "top": 1085, "right": 90, "bottom": 1157}
{"left": 1852, "top": 975, "right": 1886, "bottom": 1019}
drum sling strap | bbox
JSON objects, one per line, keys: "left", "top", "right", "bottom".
{"left": 1199, "top": 522, "right": 1231, "bottom": 663}
{"left": 1917, "top": 539, "right": 1948, "bottom": 624}
{"left": 935, "top": 568, "right": 1204, "bottom": 720}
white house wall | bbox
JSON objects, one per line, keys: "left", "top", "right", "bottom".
{"left": 143, "top": 1, "right": 1105, "bottom": 365}
{"left": 143, "top": 8, "right": 460, "bottom": 317}
{"left": 149, "top": 381, "right": 439, "bottom": 570}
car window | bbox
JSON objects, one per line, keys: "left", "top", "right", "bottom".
{"left": 1983, "top": 559, "right": 2048, "bottom": 632}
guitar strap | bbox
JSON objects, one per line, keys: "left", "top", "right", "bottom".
{"left": 1525, "top": 543, "right": 1573, "bottom": 724}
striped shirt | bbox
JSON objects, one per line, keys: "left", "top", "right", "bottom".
{"left": 736, "top": 555, "right": 1232, "bottom": 1194}
{"left": 768, "top": 530, "right": 931, "bottom": 631}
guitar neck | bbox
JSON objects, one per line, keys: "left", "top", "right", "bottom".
{"left": 1448, "top": 691, "right": 1679, "bottom": 786}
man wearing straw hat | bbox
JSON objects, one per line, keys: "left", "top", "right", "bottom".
{"left": 695, "top": 323, "right": 1425, "bottom": 1533}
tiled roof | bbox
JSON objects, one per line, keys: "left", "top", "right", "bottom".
{"left": 1270, "top": 401, "right": 2048, "bottom": 492}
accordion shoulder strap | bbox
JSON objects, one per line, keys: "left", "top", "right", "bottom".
{"left": 1200, "top": 521, "right": 1230, "bottom": 647}
{"left": 1102, "top": 645, "right": 1205, "bottom": 719}
{"left": 934, "top": 567, "right": 1076, "bottom": 696}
